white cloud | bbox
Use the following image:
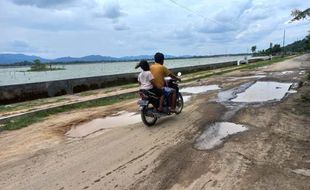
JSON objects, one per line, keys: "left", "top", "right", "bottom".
{"left": 0, "top": 0, "right": 309, "bottom": 57}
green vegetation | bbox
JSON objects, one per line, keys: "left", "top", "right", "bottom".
{"left": 241, "top": 56, "right": 291, "bottom": 69}
{"left": 0, "top": 93, "right": 137, "bottom": 131}
{"left": 78, "top": 91, "right": 98, "bottom": 97}
{"left": 254, "top": 32, "right": 310, "bottom": 56}
{"left": 28, "top": 59, "right": 65, "bottom": 72}
{"left": 291, "top": 8, "right": 310, "bottom": 21}
{"left": 182, "top": 56, "right": 293, "bottom": 82}
{"left": 251, "top": 46, "right": 257, "bottom": 54}
{"left": 0, "top": 97, "right": 70, "bottom": 114}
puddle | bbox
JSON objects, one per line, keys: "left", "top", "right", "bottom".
{"left": 182, "top": 96, "right": 192, "bottom": 103}
{"left": 194, "top": 122, "right": 248, "bottom": 150}
{"left": 180, "top": 85, "right": 220, "bottom": 94}
{"left": 299, "top": 71, "right": 305, "bottom": 75}
{"left": 66, "top": 111, "right": 140, "bottom": 138}
{"left": 292, "top": 169, "right": 310, "bottom": 177}
{"left": 217, "top": 82, "right": 253, "bottom": 102}
{"left": 231, "top": 81, "right": 292, "bottom": 103}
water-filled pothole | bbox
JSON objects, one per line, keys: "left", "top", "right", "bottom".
{"left": 194, "top": 122, "right": 248, "bottom": 150}
{"left": 180, "top": 85, "right": 220, "bottom": 94}
{"left": 66, "top": 111, "right": 140, "bottom": 138}
{"left": 182, "top": 95, "right": 192, "bottom": 103}
{"left": 231, "top": 81, "right": 292, "bottom": 103}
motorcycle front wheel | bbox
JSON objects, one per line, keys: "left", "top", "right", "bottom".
{"left": 141, "top": 103, "right": 157, "bottom": 126}
{"left": 175, "top": 93, "right": 184, "bottom": 115}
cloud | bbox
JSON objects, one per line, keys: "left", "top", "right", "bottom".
{"left": 114, "top": 23, "right": 130, "bottom": 31}
{"left": 1, "top": 0, "right": 309, "bottom": 57}
{"left": 3, "top": 40, "right": 46, "bottom": 53}
{"left": 95, "top": 0, "right": 126, "bottom": 20}
{"left": 11, "top": 0, "right": 76, "bottom": 8}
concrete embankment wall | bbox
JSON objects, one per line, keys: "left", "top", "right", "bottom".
{"left": 0, "top": 59, "right": 264, "bottom": 104}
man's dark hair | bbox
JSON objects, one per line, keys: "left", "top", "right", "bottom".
{"left": 154, "top": 52, "right": 164, "bottom": 64}
{"left": 139, "top": 60, "right": 150, "bottom": 71}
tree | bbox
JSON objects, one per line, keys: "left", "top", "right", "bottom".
{"left": 31, "top": 59, "right": 47, "bottom": 71}
{"left": 291, "top": 8, "right": 310, "bottom": 21}
{"left": 251, "top": 46, "right": 257, "bottom": 54}
{"left": 306, "top": 32, "right": 310, "bottom": 50}
{"left": 34, "top": 59, "right": 41, "bottom": 65}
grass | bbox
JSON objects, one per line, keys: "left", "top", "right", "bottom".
{"left": 78, "top": 91, "right": 98, "bottom": 97}
{"left": 0, "top": 92, "right": 137, "bottom": 131}
{"left": 182, "top": 56, "right": 294, "bottom": 83}
{"left": 0, "top": 98, "right": 70, "bottom": 114}
{"left": 241, "top": 56, "right": 291, "bottom": 70}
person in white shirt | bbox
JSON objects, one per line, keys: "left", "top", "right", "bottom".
{"left": 136, "top": 60, "right": 164, "bottom": 112}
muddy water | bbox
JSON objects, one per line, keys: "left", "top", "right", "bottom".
{"left": 66, "top": 111, "right": 141, "bottom": 138}
{"left": 194, "top": 122, "right": 248, "bottom": 150}
{"left": 180, "top": 85, "right": 220, "bottom": 94}
{"left": 232, "top": 81, "right": 292, "bottom": 103}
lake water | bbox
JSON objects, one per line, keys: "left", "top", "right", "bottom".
{"left": 0, "top": 55, "right": 248, "bottom": 86}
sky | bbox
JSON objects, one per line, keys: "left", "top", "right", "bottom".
{"left": 0, "top": 0, "right": 309, "bottom": 58}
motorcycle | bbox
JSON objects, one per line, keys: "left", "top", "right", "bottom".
{"left": 137, "top": 72, "right": 184, "bottom": 126}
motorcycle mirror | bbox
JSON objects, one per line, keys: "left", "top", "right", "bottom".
{"left": 177, "top": 72, "right": 182, "bottom": 77}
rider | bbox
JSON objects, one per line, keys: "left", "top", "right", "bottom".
{"left": 150, "top": 52, "right": 181, "bottom": 112}
{"left": 136, "top": 60, "right": 164, "bottom": 112}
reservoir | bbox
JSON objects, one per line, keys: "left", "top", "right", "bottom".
{"left": 0, "top": 55, "right": 248, "bottom": 86}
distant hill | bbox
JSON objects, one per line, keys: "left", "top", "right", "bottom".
{"left": 0, "top": 54, "right": 48, "bottom": 64}
{"left": 53, "top": 55, "right": 119, "bottom": 63}
{"left": 0, "top": 54, "right": 176, "bottom": 65}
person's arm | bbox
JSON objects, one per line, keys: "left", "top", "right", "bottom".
{"left": 164, "top": 67, "right": 181, "bottom": 81}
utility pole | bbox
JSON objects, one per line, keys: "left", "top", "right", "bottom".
{"left": 282, "top": 29, "right": 286, "bottom": 56}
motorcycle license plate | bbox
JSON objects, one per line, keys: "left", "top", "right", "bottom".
{"left": 138, "top": 100, "right": 149, "bottom": 106}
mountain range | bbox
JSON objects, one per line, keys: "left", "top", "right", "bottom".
{"left": 0, "top": 54, "right": 176, "bottom": 65}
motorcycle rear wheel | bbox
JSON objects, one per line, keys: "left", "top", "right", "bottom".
{"left": 141, "top": 103, "right": 157, "bottom": 126}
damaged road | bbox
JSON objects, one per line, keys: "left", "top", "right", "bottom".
{"left": 0, "top": 55, "right": 309, "bottom": 190}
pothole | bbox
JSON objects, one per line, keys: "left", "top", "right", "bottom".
{"left": 291, "top": 169, "right": 310, "bottom": 177}
{"left": 194, "top": 122, "right": 248, "bottom": 150}
{"left": 182, "top": 95, "right": 192, "bottom": 103}
{"left": 66, "top": 111, "right": 141, "bottom": 138}
{"left": 231, "top": 81, "right": 292, "bottom": 103}
{"left": 180, "top": 85, "right": 220, "bottom": 94}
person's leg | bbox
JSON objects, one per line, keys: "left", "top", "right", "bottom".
{"left": 151, "top": 88, "right": 164, "bottom": 112}
{"left": 171, "top": 91, "right": 176, "bottom": 111}
{"left": 158, "top": 95, "right": 164, "bottom": 111}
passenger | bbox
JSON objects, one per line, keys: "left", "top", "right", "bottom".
{"left": 136, "top": 60, "right": 164, "bottom": 112}
{"left": 150, "top": 52, "right": 181, "bottom": 112}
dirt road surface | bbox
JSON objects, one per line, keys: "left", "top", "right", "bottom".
{"left": 0, "top": 55, "right": 309, "bottom": 190}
